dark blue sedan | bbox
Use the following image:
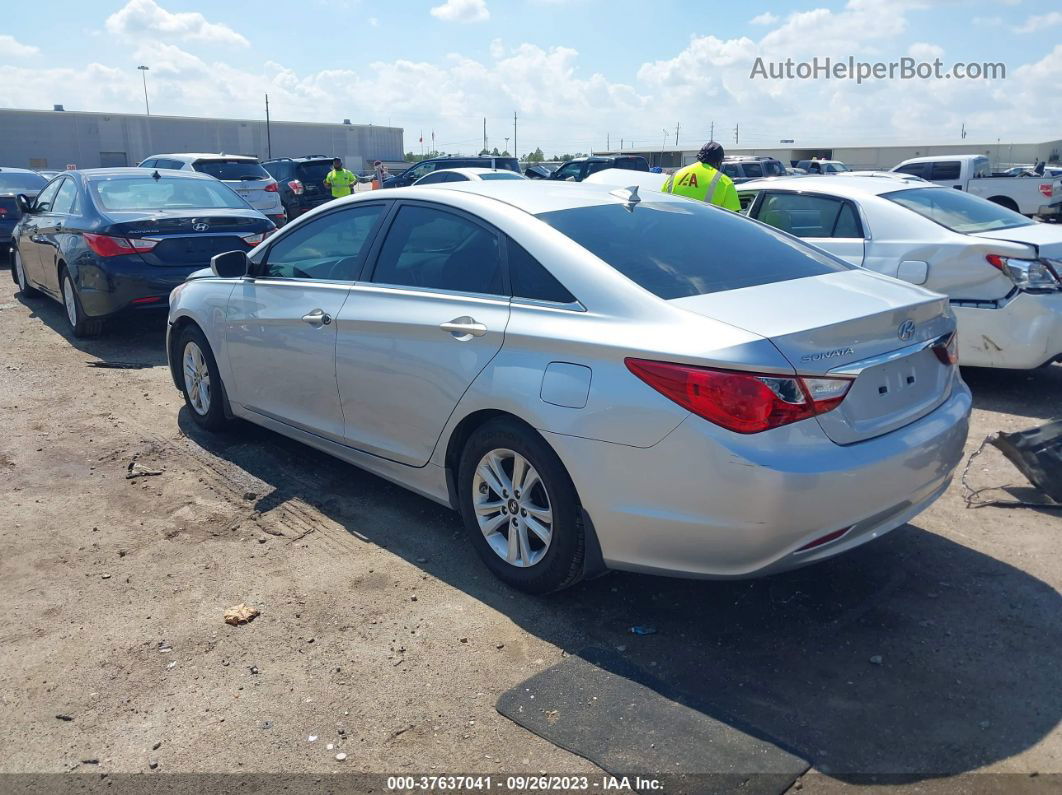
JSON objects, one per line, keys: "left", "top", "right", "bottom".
{"left": 12, "top": 168, "right": 275, "bottom": 337}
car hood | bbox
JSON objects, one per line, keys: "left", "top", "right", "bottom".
{"left": 970, "top": 224, "right": 1062, "bottom": 260}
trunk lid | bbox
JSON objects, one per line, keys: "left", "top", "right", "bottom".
{"left": 101, "top": 210, "right": 269, "bottom": 268}
{"left": 671, "top": 269, "right": 957, "bottom": 444}
{"left": 970, "top": 223, "right": 1062, "bottom": 261}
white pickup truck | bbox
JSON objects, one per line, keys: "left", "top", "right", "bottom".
{"left": 891, "top": 154, "right": 1061, "bottom": 220}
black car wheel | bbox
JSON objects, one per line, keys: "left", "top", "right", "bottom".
{"left": 13, "top": 248, "right": 40, "bottom": 297}
{"left": 60, "top": 267, "right": 102, "bottom": 338}
{"left": 458, "top": 418, "right": 585, "bottom": 594}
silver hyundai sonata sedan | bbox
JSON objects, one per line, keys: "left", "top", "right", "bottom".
{"left": 166, "top": 181, "right": 971, "bottom": 593}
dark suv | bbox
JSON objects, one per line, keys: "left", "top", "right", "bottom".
{"left": 720, "top": 156, "right": 787, "bottom": 183}
{"left": 261, "top": 156, "right": 338, "bottom": 219}
{"left": 1, "top": 167, "right": 48, "bottom": 266}
{"left": 544, "top": 155, "right": 650, "bottom": 182}
{"left": 385, "top": 155, "right": 521, "bottom": 188}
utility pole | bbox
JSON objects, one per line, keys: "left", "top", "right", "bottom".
{"left": 734, "top": 122, "right": 739, "bottom": 145}
{"left": 483, "top": 117, "right": 487, "bottom": 153}
{"left": 710, "top": 121, "right": 714, "bottom": 142}
{"left": 264, "top": 93, "right": 272, "bottom": 158}
{"left": 675, "top": 122, "right": 680, "bottom": 146}
{"left": 961, "top": 122, "right": 967, "bottom": 140}
{"left": 137, "top": 65, "right": 150, "bottom": 116}
{"left": 513, "top": 111, "right": 517, "bottom": 160}
{"left": 504, "top": 136, "right": 510, "bottom": 155}
{"left": 607, "top": 132, "right": 610, "bottom": 150}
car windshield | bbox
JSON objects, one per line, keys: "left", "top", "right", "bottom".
{"left": 536, "top": 200, "right": 852, "bottom": 300}
{"left": 89, "top": 176, "right": 249, "bottom": 211}
{"left": 193, "top": 160, "right": 270, "bottom": 181}
{"left": 0, "top": 172, "right": 48, "bottom": 193}
{"left": 479, "top": 172, "right": 524, "bottom": 180}
{"left": 886, "top": 187, "right": 1034, "bottom": 233}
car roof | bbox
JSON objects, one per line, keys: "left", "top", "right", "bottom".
{"left": 391, "top": 180, "right": 690, "bottom": 215}
{"left": 78, "top": 167, "right": 220, "bottom": 180}
{"left": 149, "top": 153, "right": 259, "bottom": 161}
{"left": 736, "top": 174, "right": 939, "bottom": 197}
{"left": 436, "top": 167, "right": 525, "bottom": 177}
{"left": 0, "top": 166, "right": 43, "bottom": 174}
{"left": 897, "top": 154, "right": 984, "bottom": 165}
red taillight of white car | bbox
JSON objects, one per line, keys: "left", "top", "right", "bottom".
{"left": 1039, "top": 183, "right": 1054, "bottom": 198}
{"left": 986, "top": 254, "right": 1061, "bottom": 290}
{"left": 287, "top": 179, "right": 305, "bottom": 195}
{"left": 83, "top": 233, "right": 158, "bottom": 257}
{"left": 625, "top": 359, "right": 853, "bottom": 434}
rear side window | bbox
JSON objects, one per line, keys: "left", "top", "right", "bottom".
{"left": 372, "top": 205, "right": 504, "bottom": 295}
{"left": 508, "top": 240, "right": 576, "bottom": 304}
{"left": 930, "top": 161, "right": 961, "bottom": 181}
{"left": 264, "top": 204, "right": 384, "bottom": 280}
{"left": 615, "top": 157, "right": 649, "bottom": 171}
{"left": 756, "top": 193, "right": 863, "bottom": 238}
{"left": 193, "top": 160, "right": 270, "bottom": 181}
{"left": 764, "top": 160, "right": 785, "bottom": 177}
{"left": 536, "top": 201, "right": 851, "bottom": 300}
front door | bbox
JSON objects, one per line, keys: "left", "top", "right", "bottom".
{"left": 19, "top": 178, "right": 63, "bottom": 291}
{"left": 224, "top": 202, "right": 387, "bottom": 441}
{"left": 335, "top": 202, "right": 510, "bottom": 466}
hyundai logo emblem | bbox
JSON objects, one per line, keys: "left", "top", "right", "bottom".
{"left": 192, "top": 222, "right": 209, "bottom": 232}
{"left": 898, "top": 320, "right": 916, "bottom": 341}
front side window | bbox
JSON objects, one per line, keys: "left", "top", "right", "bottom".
{"left": 552, "top": 162, "right": 583, "bottom": 181}
{"left": 537, "top": 200, "right": 851, "bottom": 300}
{"left": 415, "top": 171, "right": 452, "bottom": 185}
{"left": 895, "top": 162, "right": 930, "bottom": 178}
{"left": 886, "top": 187, "right": 1033, "bottom": 233}
{"left": 32, "top": 179, "right": 63, "bottom": 212}
{"left": 89, "top": 176, "right": 249, "bottom": 211}
{"left": 371, "top": 205, "right": 504, "bottom": 295}
{"left": 742, "top": 162, "right": 764, "bottom": 178}
{"left": 404, "top": 162, "right": 436, "bottom": 182}
{"left": 721, "top": 163, "right": 741, "bottom": 178}
{"left": 263, "top": 204, "right": 384, "bottom": 280}
{"left": 756, "top": 193, "right": 863, "bottom": 238}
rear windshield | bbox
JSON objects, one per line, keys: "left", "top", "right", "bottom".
{"left": 0, "top": 172, "right": 48, "bottom": 193}
{"left": 886, "top": 187, "right": 1034, "bottom": 233}
{"left": 0, "top": 196, "right": 19, "bottom": 217}
{"left": 193, "top": 159, "right": 270, "bottom": 181}
{"left": 89, "top": 176, "right": 249, "bottom": 211}
{"left": 296, "top": 161, "right": 334, "bottom": 184}
{"left": 536, "top": 201, "right": 852, "bottom": 299}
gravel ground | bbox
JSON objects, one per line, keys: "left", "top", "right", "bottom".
{"left": 0, "top": 276, "right": 1059, "bottom": 790}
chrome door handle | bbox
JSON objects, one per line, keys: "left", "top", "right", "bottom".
{"left": 440, "top": 316, "right": 487, "bottom": 338}
{"left": 302, "top": 309, "right": 332, "bottom": 327}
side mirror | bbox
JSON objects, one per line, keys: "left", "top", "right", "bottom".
{"left": 897, "top": 260, "right": 929, "bottom": 285}
{"left": 211, "top": 249, "right": 249, "bottom": 279}
{"left": 16, "top": 194, "right": 33, "bottom": 213}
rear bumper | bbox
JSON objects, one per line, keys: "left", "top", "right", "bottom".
{"left": 1036, "top": 202, "right": 1062, "bottom": 220}
{"left": 544, "top": 381, "right": 971, "bottom": 579}
{"left": 75, "top": 257, "right": 203, "bottom": 318}
{"left": 954, "top": 290, "right": 1062, "bottom": 368}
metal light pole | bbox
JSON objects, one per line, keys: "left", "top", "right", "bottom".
{"left": 137, "top": 65, "right": 151, "bottom": 116}
{"left": 504, "top": 136, "right": 510, "bottom": 155}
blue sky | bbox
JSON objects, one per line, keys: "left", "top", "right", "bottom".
{"left": 2, "top": 0, "right": 1060, "bottom": 155}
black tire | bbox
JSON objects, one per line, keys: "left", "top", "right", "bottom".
{"left": 458, "top": 418, "right": 584, "bottom": 594}
{"left": 12, "top": 248, "right": 41, "bottom": 297}
{"left": 60, "top": 267, "right": 102, "bottom": 338}
{"left": 176, "top": 324, "right": 229, "bottom": 432}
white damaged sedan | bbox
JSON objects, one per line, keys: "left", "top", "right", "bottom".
{"left": 739, "top": 175, "right": 1062, "bottom": 369}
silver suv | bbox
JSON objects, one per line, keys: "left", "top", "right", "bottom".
{"left": 137, "top": 153, "right": 286, "bottom": 226}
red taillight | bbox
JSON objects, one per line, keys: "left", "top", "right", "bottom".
{"left": 797, "top": 526, "right": 851, "bottom": 552}
{"left": 986, "top": 254, "right": 1006, "bottom": 272}
{"left": 287, "top": 179, "right": 305, "bottom": 195}
{"left": 265, "top": 181, "right": 279, "bottom": 193}
{"left": 1040, "top": 183, "right": 1053, "bottom": 198}
{"left": 625, "top": 359, "right": 852, "bottom": 434}
{"left": 83, "top": 233, "right": 158, "bottom": 257}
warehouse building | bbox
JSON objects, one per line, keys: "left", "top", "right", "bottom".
{"left": 593, "top": 139, "right": 1062, "bottom": 171}
{"left": 0, "top": 107, "right": 404, "bottom": 172}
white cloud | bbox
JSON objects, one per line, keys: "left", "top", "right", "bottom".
{"left": 368, "top": 17, "right": 380, "bottom": 27}
{"left": 907, "top": 42, "right": 944, "bottom": 60}
{"left": 750, "top": 12, "right": 779, "bottom": 25}
{"left": 0, "top": 34, "right": 39, "bottom": 58}
{"left": 105, "top": 0, "right": 249, "bottom": 47}
{"left": 1013, "top": 11, "right": 1062, "bottom": 33}
{"left": 430, "top": 0, "right": 490, "bottom": 23}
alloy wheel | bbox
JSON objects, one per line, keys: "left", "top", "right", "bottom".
{"left": 62, "top": 276, "right": 78, "bottom": 328}
{"left": 15, "top": 251, "right": 27, "bottom": 291}
{"left": 183, "top": 341, "right": 212, "bottom": 416}
{"left": 472, "top": 448, "right": 553, "bottom": 568}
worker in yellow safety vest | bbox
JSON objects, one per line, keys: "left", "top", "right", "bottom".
{"left": 323, "top": 158, "right": 357, "bottom": 199}
{"left": 661, "top": 141, "right": 740, "bottom": 211}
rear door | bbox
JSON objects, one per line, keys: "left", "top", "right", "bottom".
{"left": 752, "top": 191, "right": 866, "bottom": 266}
{"left": 225, "top": 202, "right": 388, "bottom": 441}
{"left": 193, "top": 159, "right": 274, "bottom": 210}
{"left": 335, "top": 201, "right": 511, "bottom": 465}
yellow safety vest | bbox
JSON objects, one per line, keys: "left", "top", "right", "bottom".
{"left": 325, "top": 168, "right": 356, "bottom": 198}
{"left": 661, "top": 162, "right": 741, "bottom": 211}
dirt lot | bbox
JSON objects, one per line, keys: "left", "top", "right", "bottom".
{"left": 0, "top": 275, "right": 1059, "bottom": 790}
